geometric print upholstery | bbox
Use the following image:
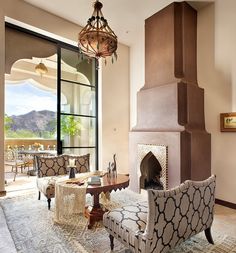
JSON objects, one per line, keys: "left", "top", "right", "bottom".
{"left": 103, "top": 202, "right": 148, "bottom": 252}
{"left": 36, "top": 153, "right": 90, "bottom": 200}
{"left": 36, "top": 154, "right": 90, "bottom": 178}
{"left": 63, "top": 154, "right": 90, "bottom": 174}
{"left": 36, "top": 155, "right": 67, "bottom": 178}
{"left": 103, "top": 175, "right": 216, "bottom": 253}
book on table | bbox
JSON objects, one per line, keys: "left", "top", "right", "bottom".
{"left": 88, "top": 176, "right": 101, "bottom": 185}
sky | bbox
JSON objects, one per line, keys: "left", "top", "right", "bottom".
{"left": 5, "top": 81, "right": 57, "bottom": 116}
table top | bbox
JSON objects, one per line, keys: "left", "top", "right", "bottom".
{"left": 56, "top": 173, "right": 129, "bottom": 195}
{"left": 86, "top": 174, "right": 129, "bottom": 195}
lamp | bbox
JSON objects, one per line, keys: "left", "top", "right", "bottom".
{"left": 35, "top": 61, "right": 48, "bottom": 76}
{"left": 78, "top": 0, "right": 118, "bottom": 64}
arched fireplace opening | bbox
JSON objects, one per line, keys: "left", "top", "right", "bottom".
{"left": 140, "top": 151, "right": 163, "bottom": 190}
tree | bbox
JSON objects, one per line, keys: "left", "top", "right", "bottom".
{"left": 4, "top": 114, "right": 14, "bottom": 136}
{"left": 61, "top": 115, "right": 82, "bottom": 137}
{"left": 45, "top": 118, "right": 57, "bottom": 138}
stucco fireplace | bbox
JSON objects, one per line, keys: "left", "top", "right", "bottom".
{"left": 129, "top": 2, "right": 211, "bottom": 192}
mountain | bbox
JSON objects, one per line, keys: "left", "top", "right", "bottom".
{"left": 10, "top": 110, "right": 56, "bottom": 134}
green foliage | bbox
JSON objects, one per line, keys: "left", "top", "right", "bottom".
{"left": 6, "top": 129, "right": 56, "bottom": 139}
{"left": 61, "top": 115, "right": 82, "bottom": 137}
{"left": 4, "top": 113, "right": 83, "bottom": 139}
{"left": 46, "top": 118, "right": 57, "bottom": 136}
{"left": 6, "top": 129, "right": 38, "bottom": 138}
{"left": 4, "top": 114, "right": 57, "bottom": 139}
{"left": 4, "top": 114, "right": 13, "bottom": 132}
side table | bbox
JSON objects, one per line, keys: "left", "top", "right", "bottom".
{"left": 85, "top": 174, "right": 129, "bottom": 228}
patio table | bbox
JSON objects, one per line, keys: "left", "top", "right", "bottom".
{"left": 18, "top": 150, "right": 57, "bottom": 175}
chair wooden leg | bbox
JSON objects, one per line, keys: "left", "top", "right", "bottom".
{"left": 205, "top": 227, "right": 214, "bottom": 244}
{"left": 47, "top": 198, "right": 51, "bottom": 210}
{"left": 109, "top": 234, "right": 114, "bottom": 250}
{"left": 38, "top": 191, "right": 41, "bottom": 200}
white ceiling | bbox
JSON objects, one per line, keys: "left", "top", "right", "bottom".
{"left": 23, "top": 0, "right": 214, "bottom": 46}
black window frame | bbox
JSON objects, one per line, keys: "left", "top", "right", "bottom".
{"left": 5, "top": 22, "right": 99, "bottom": 170}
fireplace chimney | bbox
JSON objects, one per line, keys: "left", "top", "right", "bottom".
{"left": 129, "top": 1, "right": 211, "bottom": 192}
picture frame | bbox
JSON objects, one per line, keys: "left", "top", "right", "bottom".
{"left": 220, "top": 112, "right": 236, "bottom": 132}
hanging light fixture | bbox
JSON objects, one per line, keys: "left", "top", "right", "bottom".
{"left": 78, "top": 0, "right": 118, "bottom": 64}
{"left": 35, "top": 61, "right": 48, "bottom": 76}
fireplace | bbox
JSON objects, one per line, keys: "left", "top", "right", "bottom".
{"left": 137, "top": 144, "right": 168, "bottom": 191}
{"left": 140, "top": 152, "right": 163, "bottom": 190}
{"left": 129, "top": 2, "right": 211, "bottom": 193}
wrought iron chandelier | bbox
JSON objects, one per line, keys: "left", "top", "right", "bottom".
{"left": 78, "top": 0, "right": 118, "bottom": 64}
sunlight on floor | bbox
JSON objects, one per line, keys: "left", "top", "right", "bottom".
{"left": 5, "top": 165, "right": 37, "bottom": 197}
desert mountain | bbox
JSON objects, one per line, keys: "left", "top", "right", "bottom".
{"left": 10, "top": 110, "right": 56, "bottom": 134}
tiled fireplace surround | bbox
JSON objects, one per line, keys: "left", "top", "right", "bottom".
{"left": 129, "top": 2, "right": 211, "bottom": 192}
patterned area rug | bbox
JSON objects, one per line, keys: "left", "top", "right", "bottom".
{"left": 1, "top": 189, "right": 236, "bottom": 253}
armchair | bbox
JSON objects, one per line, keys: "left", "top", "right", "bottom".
{"left": 35, "top": 153, "right": 90, "bottom": 210}
{"left": 103, "top": 175, "right": 216, "bottom": 253}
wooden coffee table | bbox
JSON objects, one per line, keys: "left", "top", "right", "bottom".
{"left": 85, "top": 174, "right": 129, "bottom": 229}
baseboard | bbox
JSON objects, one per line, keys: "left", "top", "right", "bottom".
{"left": 0, "top": 191, "right": 6, "bottom": 197}
{"left": 215, "top": 198, "right": 236, "bottom": 210}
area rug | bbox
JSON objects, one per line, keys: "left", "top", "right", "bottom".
{"left": 1, "top": 189, "right": 236, "bottom": 253}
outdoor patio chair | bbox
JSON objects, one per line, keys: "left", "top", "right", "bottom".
{"left": 4, "top": 149, "right": 29, "bottom": 181}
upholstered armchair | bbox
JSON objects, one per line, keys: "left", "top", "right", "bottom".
{"left": 103, "top": 175, "right": 216, "bottom": 253}
{"left": 35, "top": 153, "right": 90, "bottom": 209}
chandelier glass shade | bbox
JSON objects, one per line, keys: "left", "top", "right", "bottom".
{"left": 35, "top": 62, "right": 48, "bottom": 75}
{"left": 78, "top": 0, "right": 118, "bottom": 62}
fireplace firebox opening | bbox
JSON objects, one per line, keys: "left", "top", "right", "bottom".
{"left": 136, "top": 144, "right": 168, "bottom": 191}
{"left": 140, "top": 151, "right": 164, "bottom": 190}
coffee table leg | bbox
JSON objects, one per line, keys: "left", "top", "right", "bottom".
{"left": 84, "top": 193, "right": 106, "bottom": 229}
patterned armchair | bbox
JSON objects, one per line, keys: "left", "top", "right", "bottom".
{"left": 103, "top": 175, "right": 216, "bottom": 253}
{"left": 35, "top": 153, "right": 90, "bottom": 210}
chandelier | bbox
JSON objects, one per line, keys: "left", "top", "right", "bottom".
{"left": 78, "top": 0, "right": 118, "bottom": 64}
{"left": 35, "top": 61, "right": 48, "bottom": 76}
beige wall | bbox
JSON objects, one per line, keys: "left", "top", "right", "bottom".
{"left": 101, "top": 44, "right": 130, "bottom": 173}
{"left": 0, "top": 0, "right": 130, "bottom": 192}
{"left": 197, "top": 1, "right": 236, "bottom": 204}
{"left": 130, "top": 28, "right": 145, "bottom": 129}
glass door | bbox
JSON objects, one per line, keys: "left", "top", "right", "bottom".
{"left": 57, "top": 46, "right": 98, "bottom": 170}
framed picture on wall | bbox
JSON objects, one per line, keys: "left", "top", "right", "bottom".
{"left": 220, "top": 112, "right": 236, "bottom": 132}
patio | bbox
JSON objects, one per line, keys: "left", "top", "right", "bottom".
{"left": 4, "top": 164, "right": 36, "bottom": 196}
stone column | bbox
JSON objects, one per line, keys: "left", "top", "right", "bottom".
{"left": 0, "top": 9, "right": 6, "bottom": 196}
